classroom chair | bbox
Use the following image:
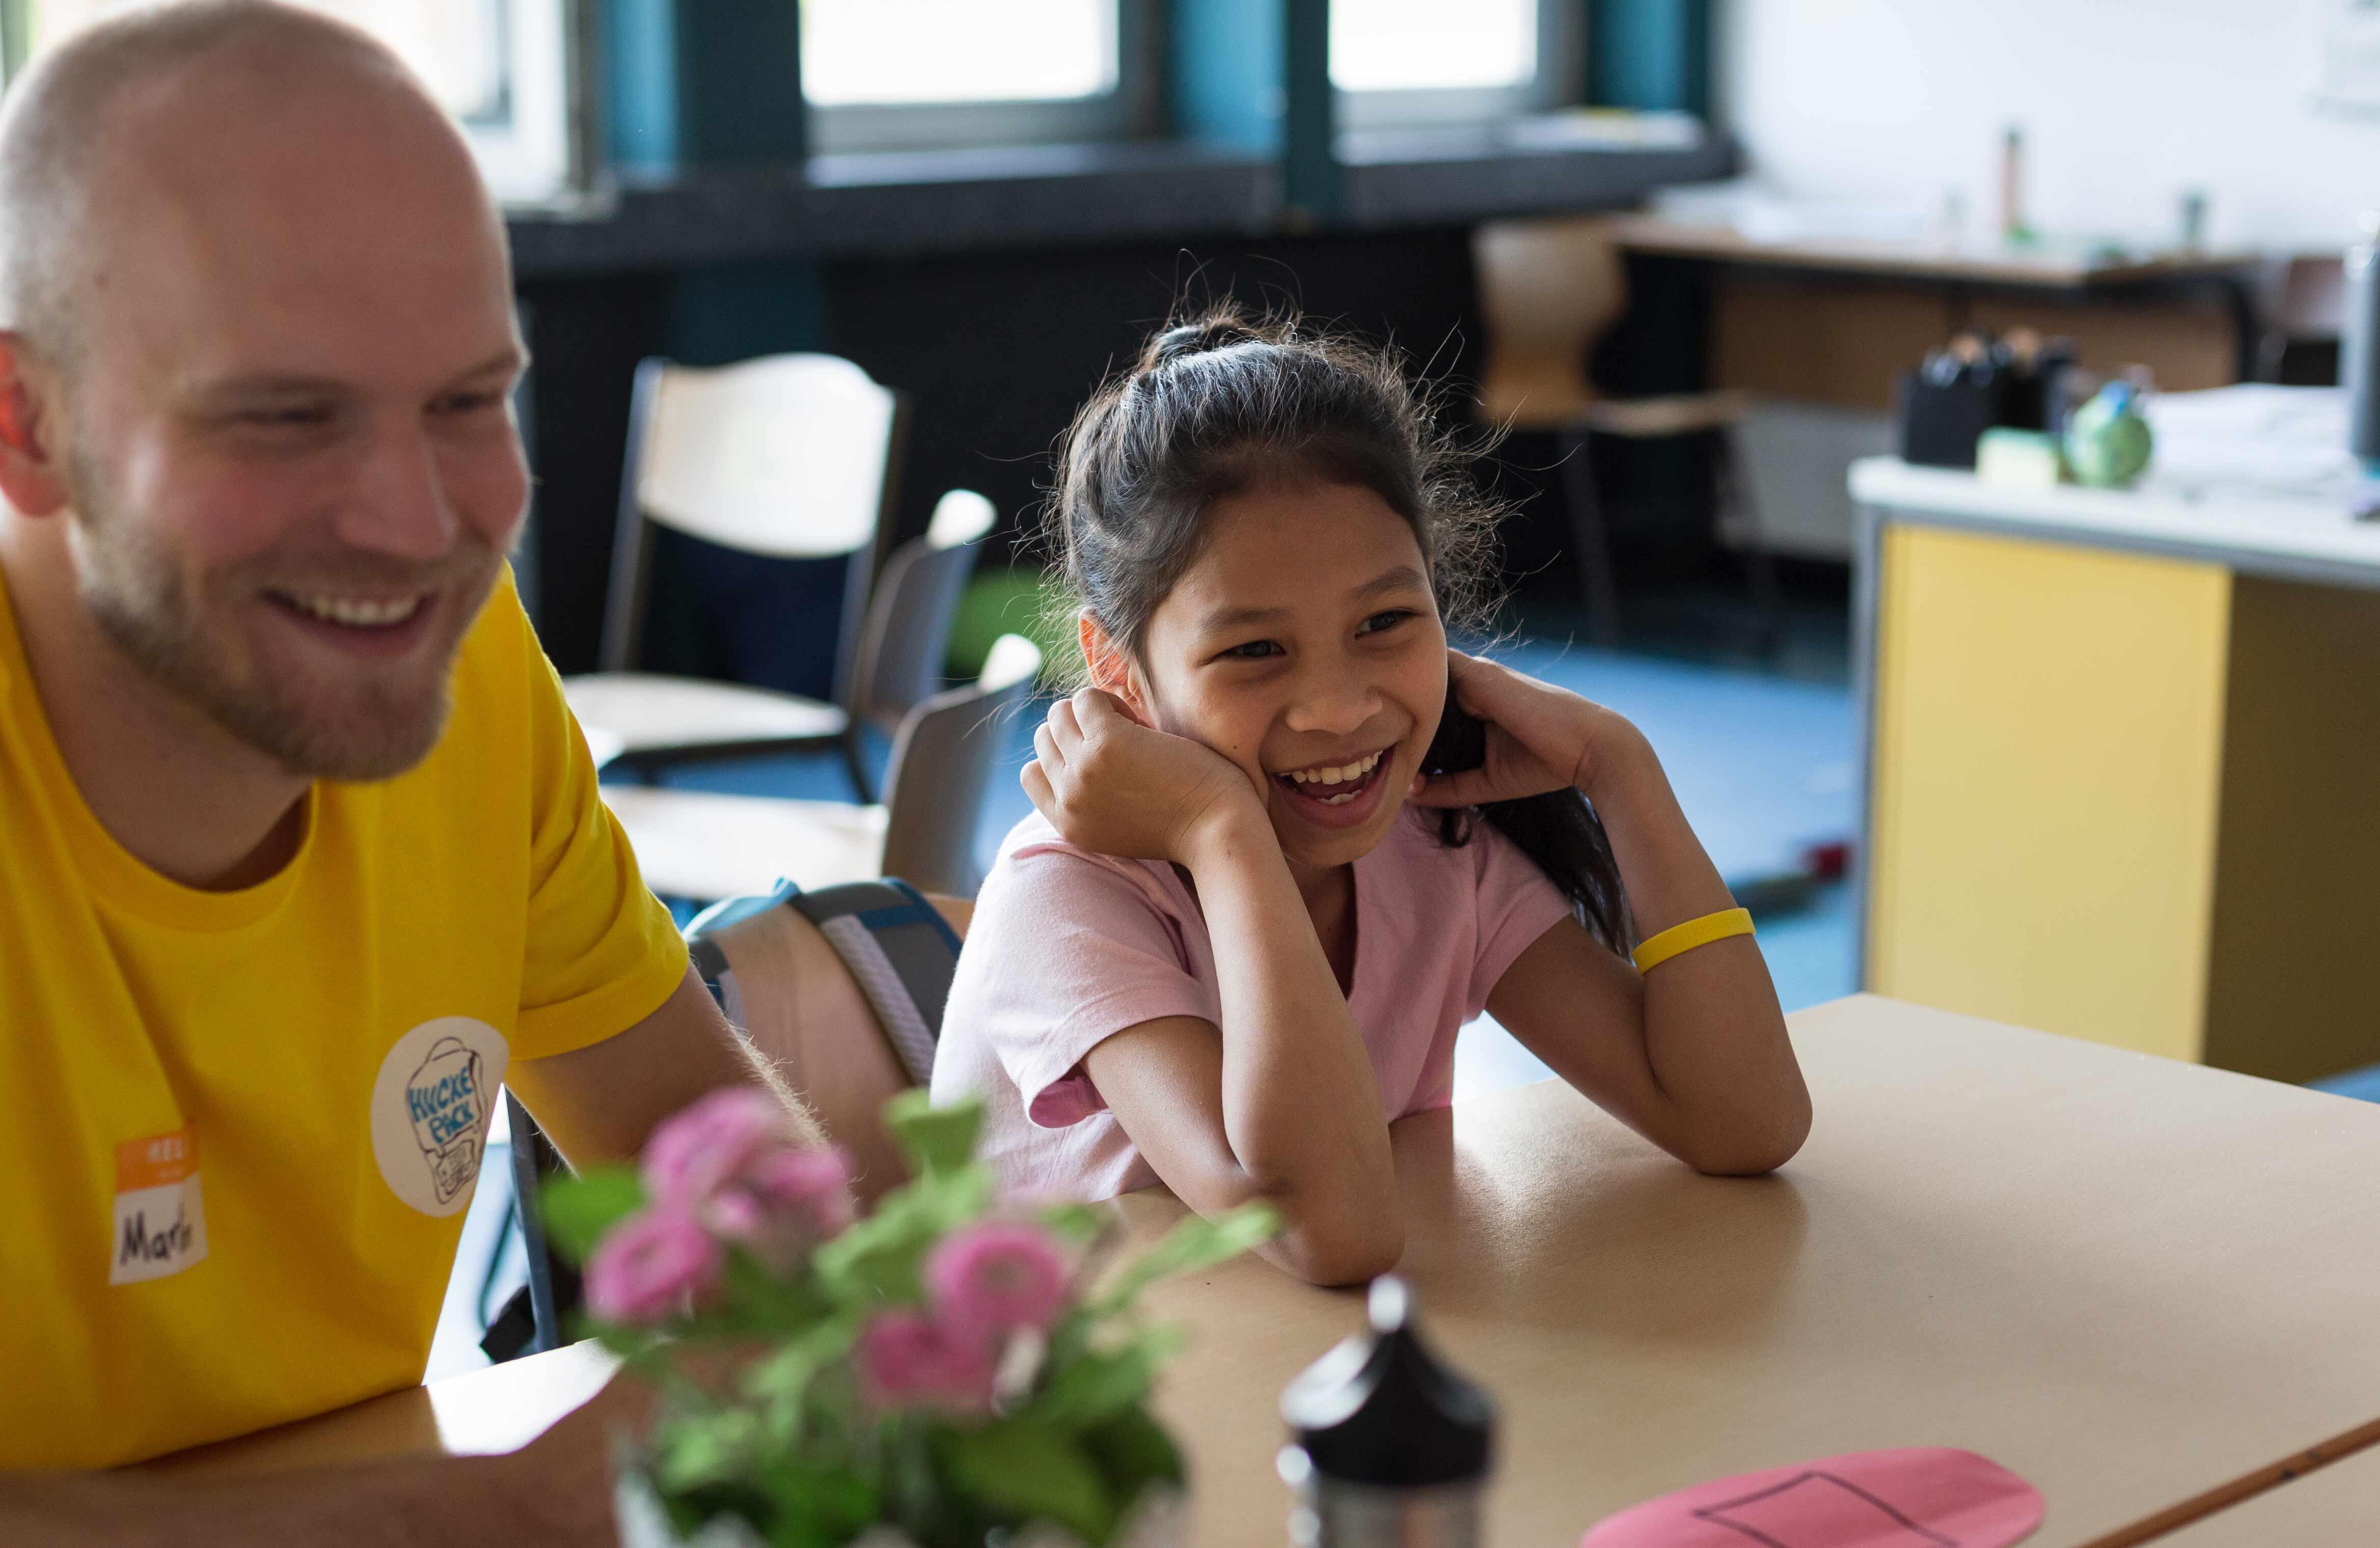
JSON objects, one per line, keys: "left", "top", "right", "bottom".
{"left": 1472, "top": 214, "right": 1782, "bottom": 648}
{"left": 560, "top": 352, "right": 916, "bottom": 799}
{"left": 485, "top": 878, "right": 969, "bottom": 1359}
{"left": 2255, "top": 253, "right": 2345, "bottom": 384}
{"left": 601, "top": 633, "right": 1044, "bottom": 903}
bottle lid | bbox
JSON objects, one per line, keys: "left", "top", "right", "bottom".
{"left": 1279, "top": 1277, "right": 1495, "bottom": 1488}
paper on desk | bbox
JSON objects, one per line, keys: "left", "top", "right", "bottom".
{"left": 2143, "top": 385, "right": 2380, "bottom": 511}
{"left": 1579, "top": 1447, "right": 2042, "bottom": 1548}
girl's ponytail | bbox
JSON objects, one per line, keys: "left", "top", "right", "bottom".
{"left": 1421, "top": 680, "right": 1632, "bottom": 953}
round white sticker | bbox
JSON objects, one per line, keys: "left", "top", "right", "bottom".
{"left": 369, "top": 1017, "right": 511, "bottom": 1217}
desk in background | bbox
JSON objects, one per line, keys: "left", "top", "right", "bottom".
{"left": 168, "top": 995, "right": 2380, "bottom": 1547}
{"left": 1611, "top": 212, "right": 2263, "bottom": 561}
{"left": 1851, "top": 387, "right": 2380, "bottom": 1081}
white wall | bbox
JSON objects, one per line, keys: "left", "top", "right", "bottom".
{"left": 1716, "top": 0, "right": 2380, "bottom": 252}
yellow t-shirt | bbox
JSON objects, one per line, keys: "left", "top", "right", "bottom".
{"left": 0, "top": 568, "right": 688, "bottom": 1469}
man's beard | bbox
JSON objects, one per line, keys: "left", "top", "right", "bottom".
{"left": 66, "top": 449, "right": 500, "bottom": 782}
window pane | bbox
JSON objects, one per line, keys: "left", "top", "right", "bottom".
{"left": 33, "top": 0, "right": 507, "bottom": 125}
{"left": 1330, "top": 0, "right": 1536, "bottom": 93}
{"left": 27, "top": 0, "right": 571, "bottom": 204}
{"left": 800, "top": 0, "right": 1115, "bottom": 106}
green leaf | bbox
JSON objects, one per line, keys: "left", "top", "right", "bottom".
{"left": 944, "top": 1417, "right": 1114, "bottom": 1543}
{"left": 738, "top": 1313, "right": 862, "bottom": 1407}
{"left": 539, "top": 1166, "right": 647, "bottom": 1264}
{"left": 811, "top": 1164, "right": 995, "bottom": 1308}
{"left": 1037, "top": 1202, "right": 1109, "bottom": 1245}
{"left": 883, "top": 1089, "right": 984, "bottom": 1175}
{"left": 653, "top": 1409, "right": 764, "bottom": 1493}
{"left": 1027, "top": 1326, "right": 1183, "bottom": 1430}
{"left": 1094, "top": 1203, "right": 1280, "bottom": 1311}
{"left": 1079, "top": 1405, "right": 1185, "bottom": 1498}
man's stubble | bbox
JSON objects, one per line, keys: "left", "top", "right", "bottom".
{"left": 62, "top": 436, "right": 499, "bottom": 783}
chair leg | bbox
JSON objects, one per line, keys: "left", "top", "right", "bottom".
{"left": 1557, "top": 426, "right": 1624, "bottom": 648}
{"left": 1715, "top": 425, "right": 1785, "bottom": 658}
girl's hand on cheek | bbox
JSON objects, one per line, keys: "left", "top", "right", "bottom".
{"left": 1022, "top": 688, "right": 1273, "bottom": 863}
{"left": 1409, "top": 650, "right": 1647, "bottom": 808}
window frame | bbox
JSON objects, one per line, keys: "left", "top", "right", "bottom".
{"left": 799, "top": 0, "right": 1160, "bottom": 155}
{"left": 453, "top": 0, "right": 591, "bottom": 206}
{"left": 1331, "top": 0, "right": 1584, "bottom": 130}
{"left": 0, "top": 0, "right": 587, "bottom": 208}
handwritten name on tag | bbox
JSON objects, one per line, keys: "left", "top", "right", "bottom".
{"left": 111, "top": 1128, "right": 209, "bottom": 1286}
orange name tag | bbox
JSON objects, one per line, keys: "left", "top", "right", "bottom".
{"left": 111, "top": 1127, "right": 208, "bottom": 1286}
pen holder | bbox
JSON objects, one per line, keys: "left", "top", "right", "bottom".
{"left": 1895, "top": 369, "right": 2003, "bottom": 470}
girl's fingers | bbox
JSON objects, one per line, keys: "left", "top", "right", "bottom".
{"left": 1408, "top": 768, "right": 1502, "bottom": 808}
{"left": 1020, "top": 757, "right": 1053, "bottom": 809}
{"left": 1044, "top": 697, "right": 1082, "bottom": 754}
{"left": 1033, "top": 722, "right": 1066, "bottom": 775}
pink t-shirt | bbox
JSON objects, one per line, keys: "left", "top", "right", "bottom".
{"left": 930, "top": 805, "right": 1574, "bottom": 1200}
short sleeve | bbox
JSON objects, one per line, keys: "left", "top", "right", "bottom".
{"left": 1464, "top": 822, "right": 1578, "bottom": 1020}
{"left": 500, "top": 586, "right": 687, "bottom": 1058}
{"left": 953, "top": 840, "right": 1219, "bottom": 1128}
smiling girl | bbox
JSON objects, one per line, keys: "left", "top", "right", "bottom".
{"left": 930, "top": 310, "right": 1810, "bottom": 1285}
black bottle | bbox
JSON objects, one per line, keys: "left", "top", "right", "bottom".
{"left": 1276, "top": 1277, "right": 1495, "bottom": 1547}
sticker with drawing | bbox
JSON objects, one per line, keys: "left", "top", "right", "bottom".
{"left": 369, "top": 1017, "right": 511, "bottom": 1217}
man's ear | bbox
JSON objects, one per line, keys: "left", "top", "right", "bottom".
{"left": 1077, "top": 613, "right": 1150, "bottom": 717}
{"left": 0, "top": 335, "right": 70, "bottom": 519}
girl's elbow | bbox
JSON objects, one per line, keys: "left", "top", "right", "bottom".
{"left": 1680, "top": 1095, "right": 1812, "bottom": 1177}
{"left": 1277, "top": 1211, "right": 1406, "bottom": 1287}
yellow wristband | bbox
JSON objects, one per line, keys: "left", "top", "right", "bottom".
{"left": 1630, "top": 906, "right": 1754, "bottom": 974}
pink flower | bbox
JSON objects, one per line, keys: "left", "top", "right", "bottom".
{"left": 640, "top": 1089, "right": 791, "bottom": 1208}
{"left": 744, "top": 1146, "right": 857, "bottom": 1236}
{"left": 855, "top": 1308, "right": 996, "bottom": 1414}
{"left": 924, "top": 1223, "right": 1069, "bottom": 1342}
{"left": 584, "top": 1207, "right": 721, "bottom": 1325}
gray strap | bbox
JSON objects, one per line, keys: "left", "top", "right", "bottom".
{"left": 819, "top": 915, "right": 941, "bottom": 1085}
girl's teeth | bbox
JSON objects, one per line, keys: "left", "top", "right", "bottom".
{"left": 1287, "top": 751, "right": 1381, "bottom": 787}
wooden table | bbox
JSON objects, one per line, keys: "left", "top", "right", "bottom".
{"left": 1606, "top": 214, "right": 2259, "bottom": 293}
{"left": 170, "top": 996, "right": 2380, "bottom": 1545}
{"left": 2158, "top": 1435, "right": 2380, "bottom": 1544}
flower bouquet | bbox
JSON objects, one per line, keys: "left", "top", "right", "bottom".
{"left": 543, "top": 1087, "right": 1277, "bottom": 1548}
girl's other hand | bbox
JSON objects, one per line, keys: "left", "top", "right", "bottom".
{"left": 1409, "top": 650, "right": 1646, "bottom": 808}
{"left": 1022, "top": 688, "right": 1271, "bottom": 863}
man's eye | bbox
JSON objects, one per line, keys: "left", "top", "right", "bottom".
{"left": 1220, "top": 640, "right": 1282, "bottom": 661}
{"left": 238, "top": 405, "right": 333, "bottom": 429}
{"left": 433, "top": 391, "right": 505, "bottom": 416}
{"left": 1359, "top": 610, "right": 1416, "bottom": 635}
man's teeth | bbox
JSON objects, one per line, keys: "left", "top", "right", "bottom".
{"left": 283, "top": 593, "right": 424, "bottom": 627}
{"left": 1283, "top": 750, "right": 1383, "bottom": 802}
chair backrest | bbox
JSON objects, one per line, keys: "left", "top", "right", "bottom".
{"left": 685, "top": 880, "right": 970, "bottom": 1206}
{"left": 877, "top": 634, "right": 1044, "bottom": 897}
{"left": 600, "top": 354, "right": 911, "bottom": 680}
{"left": 1470, "top": 215, "right": 1630, "bottom": 425}
{"left": 849, "top": 489, "right": 998, "bottom": 735}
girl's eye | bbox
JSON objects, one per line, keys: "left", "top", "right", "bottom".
{"left": 1358, "top": 609, "right": 1416, "bottom": 636}
{"left": 1219, "top": 639, "right": 1283, "bottom": 661}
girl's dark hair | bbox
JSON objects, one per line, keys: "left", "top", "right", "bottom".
{"left": 1039, "top": 302, "right": 1632, "bottom": 952}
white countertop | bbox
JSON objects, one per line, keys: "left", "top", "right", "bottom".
{"left": 1849, "top": 387, "right": 2380, "bottom": 587}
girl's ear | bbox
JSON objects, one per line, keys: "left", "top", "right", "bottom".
{"left": 1078, "top": 613, "right": 1148, "bottom": 714}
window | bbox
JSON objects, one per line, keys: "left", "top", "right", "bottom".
{"left": 798, "top": 0, "right": 1152, "bottom": 154}
{"left": 22, "top": 0, "right": 580, "bottom": 204}
{"left": 1330, "top": 0, "right": 1580, "bottom": 127}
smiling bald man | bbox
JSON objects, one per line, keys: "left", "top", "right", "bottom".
{"left": 0, "top": 3, "right": 819, "bottom": 1539}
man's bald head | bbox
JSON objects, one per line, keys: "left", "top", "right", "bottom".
{"left": 0, "top": 0, "right": 487, "bottom": 372}
{"left": 0, "top": 0, "right": 528, "bottom": 786}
